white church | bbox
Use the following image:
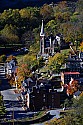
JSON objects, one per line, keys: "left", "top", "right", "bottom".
{"left": 38, "top": 20, "right": 68, "bottom": 59}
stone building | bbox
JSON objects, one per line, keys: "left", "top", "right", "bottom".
{"left": 21, "top": 81, "right": 65, "bottom": 111}
{"left": 38, "top": 20, "right": 69, "bottom": 59}
{"left": 29, "top": 85, "right": 61, "bottom": 110}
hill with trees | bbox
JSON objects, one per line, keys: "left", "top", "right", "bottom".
{"left": 0, "top": 0, "right": 78, "bottom": 12}
{"left": 0, "top": 0, "right": 83, "bottom": 53}
{"left": 0, "top": 0, "right": 83, "bottom": 74}
{"left": 0, "top": 1, "right": 83, "bottom": 123}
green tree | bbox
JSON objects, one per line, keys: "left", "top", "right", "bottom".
{"left": 0, "top": 93, "right": 6, "bottom": 120}
{"left": 0, "top": 9, "right": 21, "bottom": 26}
{"left": 19, "top": 7, "right": 40, "bottom": 29}
{"left": 40, "top": 4, "right": 54, "bottom": 22}
{"left": 45, "top": 95, "right": 83, "bottom": 125}
{"left": 0, "top": 55, "right": 6, "bottom": 63}
{"left": 0, "top": 9, "right": 12, "bottom": 25}
{"left": 23, "top": 54, "right": 37, "bottom": 69}
{"left": 48, "top": 53, "right": 66, "bottom": 73}
{"left": 0, "top": 24, "right": 19, "bottom": 45}
{"left": 0, "top": 35, "right": 7, "bottom": 48}
{"left": 45, "top": 20, "right": 57, "bottom": 35}
{"left": 54, "top": 1, "right": 71, "bottom": 23}
{"left": 79, "top": 42, "right": 83, "bottom": 52}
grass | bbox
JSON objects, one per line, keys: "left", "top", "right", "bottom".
{"left": 61, "top": 48, "right": 70, "bottom": 55}
{"left": 16, "top": 55, "right": 24, "bottom": 62}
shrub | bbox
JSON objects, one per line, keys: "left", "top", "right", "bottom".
{"left": 0, "top": 55, "right": 6, "bottom": 63}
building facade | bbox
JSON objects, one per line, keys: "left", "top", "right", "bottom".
{"left": 29, "top": 86, "right": 60, "bottom": 110}
{"left": 39, "top": 20, "right": 69, "bottom": 58}
{"left": 21, "top": 82, "right": 63, "bottom": 111}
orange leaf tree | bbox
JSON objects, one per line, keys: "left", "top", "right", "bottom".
{"left": 67, "top": 80, "right": 78, "bottom": 95}
{"left": 17, "top": 63, "right": 30, "bottom": 88}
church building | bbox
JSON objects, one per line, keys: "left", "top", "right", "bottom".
{"left": 38, "top": 20, "right": 68, "bottom": 58}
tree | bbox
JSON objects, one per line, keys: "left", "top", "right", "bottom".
{"left": 0, "top": 9, "right": 12, "bottom": 25}
{"left": 40, "top": 4, "right": 54, "bottom": 22}
{"left": 19, "top": 7, "right": 40, "bottom": 30}
{"left": 29, "top": 41, "right": 40, "bottom": 55}
{"left": 19, "top": 8, "right": 30, "bottom": 19}
{"left": 9, "top": 9, "right": 21, "bottom": 26}
{"left": 48, "top": 53, "right": 66, "bottom": 73}
{"left": 0, "top": 93, "right": 6, "bottom": 120}
{"left": 0, "top": 35, "right": 7, "bottom": 48}
{"left": 0, "top": 55, "right": 6, "bottom": 63}
{"left": 54, "top": 1, "right": 70, "bottom": 23}
{"left": 16, "top": 63, "right": 30, "bottom": 88}
{"left": 6, "top": 55, "right": 17, "bottom": 62}
{"left": 67, "top": 95, "right": 83, "bottom": 125}
{"left": 37, "top": 56, "right": 45, "bottom": 69}
{"left": 0, "top": 24, "right": 19, "bottom": 45}
{"left": 0, "top": 9, "right": 21, "bottom": 26}
{"left": 79, "top": 42, "right": 83, "bottom": 52}
{"left": 21, "top": 30, "right": 35, "bottom": 47}
{"left": 66, "top": 80, "right": 78, "bottom": 96}
{"left": 45, "top": 20, "right": 57, "bottom": 35}
{"left": 46, "top": 95, "right": 83, "bottom": 125}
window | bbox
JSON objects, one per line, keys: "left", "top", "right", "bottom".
{"left": 52, "top": 102, "right": 54, "bottom": 108}
{"left": 52, "top": 95, "right": 54, "bottom": 99}
{"left": 43, "top": 94, "right": 45, "bottom": 98}
{"left": 52, "top": 98, "right": 54, "bottom": 102}
{"left": 43, "top": 98, "right": 45, "bottom": 102}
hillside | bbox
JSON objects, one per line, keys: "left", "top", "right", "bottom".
{"left": 0, "top": 0, "right": 77, "bottom": 12}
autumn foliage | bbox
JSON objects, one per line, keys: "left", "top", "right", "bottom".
{"left": 79, "top": 42, "right": 83, "bottom": 52}
{"left": 16, "top": 63, "right": 30, "bottom": 88}
{"left": 66, "top": 79, "right": 78, "bottom": 95}
{"left": 6, "top": 55, "right": 16, "bottom": 62}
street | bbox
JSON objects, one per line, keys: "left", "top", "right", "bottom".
{"left": 0, "top": 64, "right": 35, "bottom": 120}
{"left": 0, "top": 64, "right": 62, "bottom": 124}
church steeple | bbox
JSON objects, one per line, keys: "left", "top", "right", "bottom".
{"left": 40, "top": 20, "right": 45, "bottom": 36}
{"left": 40, "top": 20, "right": 45, "bottom": 54}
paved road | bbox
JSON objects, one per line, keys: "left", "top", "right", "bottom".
{"left": 0, "top": 64, "right": 62, "bottom": 124}
{"left": 32, "top": 109, "right": 62, "bottom": 125}
{"left": 0, "top": 64, "right": 11, "bottom": 91}
{"left": 0, "top": 64, "right": 35, "bottom": 120}
{"left": 47, "top": 109, "right": 62, "bottom": 119}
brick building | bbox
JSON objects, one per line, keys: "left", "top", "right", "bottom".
{"left": 29, "top": 85, "right": 60, "bottom": 110}
{"left": 60, "top": 53, "right": 83, "bottom": 84}
{"left": 21, "top": 83, "right": 64, "bottom": 111}
{"left": 61, "top": 72, "right": 80, "bottom": 84}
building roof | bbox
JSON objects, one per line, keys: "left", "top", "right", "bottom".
{"left": 64, "top": 72, "right": 80, "bottom": 75}
{"left": 25, "top": 78, "right": 33, "bottom": 83}
{"left": 12, "top": 66, "right": 18, "bottom": 73}
{"left": 74, "top": 90, "right": 81, "bottom": 96}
